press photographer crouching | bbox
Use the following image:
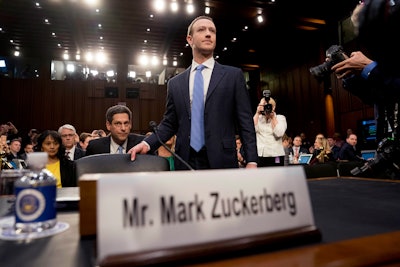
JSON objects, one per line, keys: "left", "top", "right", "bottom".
{"left": 254, "top": 89, "right": 287, "bottom": 167}
{"left": 330, "top": 0, "right": 400, "bottom": 179}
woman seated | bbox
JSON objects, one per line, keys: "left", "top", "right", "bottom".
{"left": 310, "top": 137, "right": 335, "bottom": 165}
{"left": 35, "top": 130, "right": 76, "bottom": 187}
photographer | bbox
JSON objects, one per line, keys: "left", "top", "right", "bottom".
{"left": 331, "top": 0, "right": 400, "bottom": 179}
{"left": 253, "top": 92, "right": 287, "bottom": 167}
{"left": 331, "top": 0, "right": 400, "bottom": 141}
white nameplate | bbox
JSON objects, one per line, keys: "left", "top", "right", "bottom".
{"left": 97, "top": 166, "right": 315, "bottom": 262}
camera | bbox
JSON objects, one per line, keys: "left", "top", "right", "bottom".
{"left": 260, "top": 90, "right": 273, "bottom": 115}
{"left": 309, "top": 45, "right": 347, "bottom": 80}
{"left": 351, "top": 137, "right": 400, "bottom": 179}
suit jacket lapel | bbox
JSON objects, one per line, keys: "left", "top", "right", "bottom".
{"left": 206, "top": 62, "right": 224, "bottom": 102}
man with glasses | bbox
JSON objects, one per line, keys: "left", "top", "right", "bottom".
{"left": 58, "top": 123, "right": 86, "bottom": 161}
{"left": 85, "top": 104, "right": 145, "bottom": 156}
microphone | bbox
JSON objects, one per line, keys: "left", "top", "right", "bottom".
{"left": 149, "top": 121, "right": 194, "bottom": 171}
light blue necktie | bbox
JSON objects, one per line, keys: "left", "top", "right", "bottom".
{"left": 190, "top": 64, "right": 205, "bottom": 152}
{"left": 117, "top": 145, "right": 124, "bottom": 154}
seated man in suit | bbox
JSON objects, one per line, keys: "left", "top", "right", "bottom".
{"left": 58, "top": 123, "right": 86, "bottom": 161}
{"left": 289, "top": 135, "right": 309, "bottom": 164}
{"left": 85, "top": 104, "right": 145, "bottom": 155}
{"left": 338, "top": 133, "right": 363, "bottom": 162}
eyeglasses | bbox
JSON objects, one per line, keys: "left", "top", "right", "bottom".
{"left": 61, "top": 134, "right": 75, "bottom": 138}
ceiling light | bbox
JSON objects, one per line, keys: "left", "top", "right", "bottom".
{"left": 85, "top": 52, "right": 93, "bottom": 62}
{"left": 170, "top": 1, "right": 179, "bottom": 12}
{"left": 145, "top": 71, "right": 151, "bottom": 78}
{"left": 66, "top": 64, "right": 75, "bottom": 73}
{"left": 186, "top": 3, "right": 194, "bottom": 14}
{"left": 14, "top": 50, "right": 20, "bottom": 57}
{"left": 257, "top": 15, "right": 264, "bottom": 23}
{"left": 76, "top": 54, "right": 81, "bottom": 60}
{"left": 172, "top": 60, "right": 177, "bottom": 66}
{"left": 153, "top": 0, "right": 166, "bottom": 12}
{"left": 163, "top": 59, "right": 168, "bottom": 66}
{"left": 128, "top": 71, "right": 136, "bottom": 78}
{"left": 205, "top": 6, "right": 210, "bottom": 14}
{"left": 63, "top": 53, "right": 69, "bottom": 60}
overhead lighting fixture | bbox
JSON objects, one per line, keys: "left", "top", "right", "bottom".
{"left": 186, "top": 3, "right": 194, "bottom": 14}
{"left": 205, "top": 6, "right": 210, "bottom": 14}
{"left": 153, "top": 0, "right": 166, "bottom": 12}
{"left": 170, "top": 0, "right": 178, "bottom": 12}
{"left": 14, "top": 51, "right": 20, "bottom": 57}
{"left": 257, "top": 14, "right": 264, "bottom": 23}
{"left": 145, "top": 71, "right": 152, "bottom": 78}
{"left": 66, "top": 63, "right": 75, "bottom": 73}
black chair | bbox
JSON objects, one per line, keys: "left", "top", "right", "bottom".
{"left": 303, "top": 162, "right": 338, "bottom": 179}
{"left": 74, "top": 153, "right": 170, "bottom": 180}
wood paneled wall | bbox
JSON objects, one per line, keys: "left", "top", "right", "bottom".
{"left": 0, "top": 64, "right": 374, "bottom": 141}
{"left": 0, "top": 78, "right": 166, "bottom": 135}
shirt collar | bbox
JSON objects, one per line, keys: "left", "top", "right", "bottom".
{"left": 191, "top": 57, "right": 215, "bottom": 72}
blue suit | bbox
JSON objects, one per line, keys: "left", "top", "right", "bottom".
{"left": 146, "top": 62, "right": 258, "bottom": 170}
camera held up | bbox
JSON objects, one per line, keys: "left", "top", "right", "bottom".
{"left": 260, "top": 90, "right": 273, "bottom": 115}
{"left": 351, "top": 137, "right": 400, "bottom": 180}
{"left": 309, "top": 45, "right": 347, "bottom": 81}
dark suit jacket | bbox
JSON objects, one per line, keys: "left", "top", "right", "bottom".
{"left": 338, "top": 143, "right": 363, "bottom": 162}
{"left": 85, "top": 134, "right": 145, "bottom": 156}
{"left": 60, "top": 158, "right": 76, "bottom": 187}
{"left": 73, "top": 146, "right": 86, "bottom": 160}
{"left": 145, "top": 62, "right": 258, "bottom": 170}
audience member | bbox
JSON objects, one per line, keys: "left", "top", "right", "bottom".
{"left": 310, "top": 137, "right": 335, "bottom": 165}
{"left": 282, "top": 133, "right": 291, "bottom": 166}
{"left": 22, "top": 128, "right": 39, "bottom": 150}
{"left": 0, "top": 121, "right": 19, "bottom": 141}
{"left": 91, "top": 129, "right": 107, "bottom": 139}
{"left": 236, "top": 135, "right": 246, "bottom": 168}
{"left": 299, "top": 132, "right": 311, "bottom": 151}
{"left": 58, "top": 124, "right": 85, "bottom": 161}
{"left": 6, "top": 138, "right": 24, "bottom": 168}
{"left": 35, "top": 130, "right": 76, "bottom": 187}
{"left": 128, "top": 16, "right": 258, "bottom": 170}
{"left": 289, "top": 135, "right": 309, "bottom": 164}
{"left": 156, "top": 135, "right": 176, "bottom": 171}
{"left": 86, "top": 105, "right": 145, "bottom": 155}
{"left": 337, "top": 133, "right": 363, "bottom": 162}
{"left": 19, "top": 141, "right": 34, "bottom": 160}
{"left": 327, "top": 136, "right": 340, "bottom": 160}
{"left": 78, "top": 132, "right": 93, "bottom": 151}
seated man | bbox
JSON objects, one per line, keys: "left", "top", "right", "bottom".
{"left": 85, "top": 104, "right": 145, "bottom": 155}
{"left": 338, "top": 133, "right": 363, "bottom": 162}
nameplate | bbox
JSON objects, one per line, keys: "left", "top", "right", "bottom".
{"left": 97, "top": 166, "right": 316, "bottom": 264}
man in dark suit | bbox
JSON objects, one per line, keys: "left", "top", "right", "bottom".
{"left": 129, "top": 16, "right": 258, "bottom": 170}
{"left": 85, "top": 105, "right": 145, "bottom": 156}
{"left": 58, "top": 124, "right": 85, "bottom": 161}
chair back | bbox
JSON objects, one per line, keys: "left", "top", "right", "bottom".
{"left": 74, "top": 153, "right": 170, "bottom": 180}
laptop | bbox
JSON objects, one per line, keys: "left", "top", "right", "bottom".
{"left": 298, "top": 154, "right": 313, "bottom": 164}
{"left": 56, "top": 187, "right": 80, "bottom": 211}
{"left": 361, "top": 150, "right": 376, "bottom": 161}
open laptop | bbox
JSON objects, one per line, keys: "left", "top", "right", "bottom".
{"left": 298, "top": 154, "right": 313, "bottom": 165}
{"left": 361, "top": 150, "right": 376, "bottom": 161}
{"left": 56, "top": 187, "right": 80, "bottom": 211}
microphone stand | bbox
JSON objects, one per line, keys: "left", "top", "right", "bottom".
{"left": 149, "top": 121, "right": 195, "bottom": 171}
